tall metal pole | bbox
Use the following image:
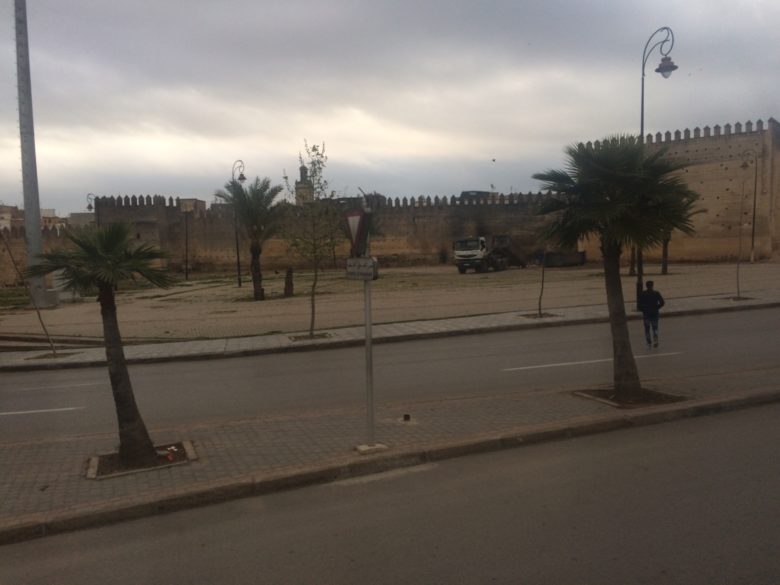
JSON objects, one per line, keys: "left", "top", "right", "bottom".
{"left": 15, "top": 0, "right": 47, "bottom": 306}
{"left": 364, "top": 272, "right": 375, "bottom": 445}
{"left": 233, "top": 211, "right": 242, "bottom": 287}
{"left": 637, "top": 26, "right": 678, "bottom": 309}
{"left": 358, "top": 197, "right": 376, "bottom": 445}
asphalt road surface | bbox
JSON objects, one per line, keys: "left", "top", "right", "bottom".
{"left": 1, "top": 402, "right": 778, "bottom": 584}
{"left": 2, "top": 307, "right": 779, "bottom": 442}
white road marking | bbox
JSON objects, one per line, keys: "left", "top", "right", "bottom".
{"left": 503, "top": 352, "right": 682, "bottom": 372}
{"left": 0, "top": 407, "right": 85, "bottom": 416}
{"left": 5, "top": 382, "right": 104, "bottom": 393}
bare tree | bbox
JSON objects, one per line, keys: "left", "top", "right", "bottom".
{"left": 283, "top": 141, "right": 345, "bottom": 336}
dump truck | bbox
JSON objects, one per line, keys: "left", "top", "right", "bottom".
{"left": 453, "top": 235, "right": 527, "bottom": 274}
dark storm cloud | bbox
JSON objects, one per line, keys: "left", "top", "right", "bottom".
{"left": 1, "top": 0, "right": 778, "bottom": 213}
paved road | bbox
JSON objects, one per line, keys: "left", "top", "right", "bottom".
{"left": 2, "top": 308, "right": 779, "bottom": 442}
{"left": 2, "top": 402, "right": 778, "bottom": 584}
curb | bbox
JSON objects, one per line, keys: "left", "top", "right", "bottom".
{"left": 2, "top": 387, "right": 779, "bottom": 546}
{"left": 3, "top": 301, "right": 780, "bottom": 372}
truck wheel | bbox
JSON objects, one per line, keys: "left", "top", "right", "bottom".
{"left": 457, "top": 265, "right": 466, "bottom": 274}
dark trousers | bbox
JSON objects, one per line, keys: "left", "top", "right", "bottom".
{"left": 643, "top": 314, "right": 659, "bottom": 345}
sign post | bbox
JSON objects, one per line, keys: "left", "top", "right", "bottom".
{"left": 344, "top": 208, "right": 386, "bottom": 454}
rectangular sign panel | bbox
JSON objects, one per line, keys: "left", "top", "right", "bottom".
{"left": 346, "top": 257, "right": 378, "bottom": 280}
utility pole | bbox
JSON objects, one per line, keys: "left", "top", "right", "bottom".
{"left": 15, "top": 0, "right": 49, "bottom": 306}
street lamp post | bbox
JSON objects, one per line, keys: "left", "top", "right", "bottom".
{"left": 636, "top": 26, "right": 678, "bottom": 309}
{"left": 231, "top": 160, "right": 247, "bottom": 287}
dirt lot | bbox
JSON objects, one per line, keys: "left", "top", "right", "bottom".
{"left": 2, "top": 262, "right": 779, "bottom": 342}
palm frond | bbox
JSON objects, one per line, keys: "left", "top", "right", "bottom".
{"left": 534, "top": 135, "right": 701, "bottom": 253}
{"left": 216, "top": 176, "right": 284, "bottom": 243}
{"left": 26, "top": 223, "right": 172, "bottom": 293}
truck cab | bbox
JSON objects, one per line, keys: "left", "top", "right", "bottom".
{"left": 453, "top": 237, "right": 489, "bottom": 273}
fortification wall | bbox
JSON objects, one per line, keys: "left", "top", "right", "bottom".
{"left": 581, "top": 117, "right": 779, "bottom": 262}
{"left": 648, "top": 118, "right": 777, "bottom": 260}
{"left": 368, "top": 193, "right": 548, "bottom": 264}
{"left": 3, "top": 117, "right": 777, "bottom": 286}
{"left": 87, "top": 192, "right": 549, "bottom": 273}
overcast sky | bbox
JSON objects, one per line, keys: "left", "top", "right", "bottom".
{"left": 1, "top": 0, "right": 778, "bottom": 215}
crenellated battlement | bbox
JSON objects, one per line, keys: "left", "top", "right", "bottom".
{"left": 95, "top": 194, "right": 178, "bottom": 208}
{"left": 91, "top": 192, "right": 551, "bottom": 213}
{"left": 373, "top": 191, "right": 549, "bottom": 211}
{"left": 642, "top": 117, "right": 778, "bottom": 145}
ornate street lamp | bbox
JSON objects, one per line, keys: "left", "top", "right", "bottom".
{"left": 231, "top": 160, "right": 247, "bottom": 287}
{"left": 86, "top": 192, "right": 99, "bottom": 226}
{"left": 640, "top": 27, "right": 678, "bottom": 142}
{"left": 636, "top": 26, "right": 678, "bottom": 309}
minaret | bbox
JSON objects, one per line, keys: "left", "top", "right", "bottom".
{"left": 295, "top": 165, "right": 314, "bottom": 205}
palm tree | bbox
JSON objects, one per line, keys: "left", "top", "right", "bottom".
{"left": 533, "top": 136, "right": 699, "bottom": 400}
{"left": 26, "top": 223, "right": 172, "bottom": 468}
{"left": 216, "top": 177, "right": 284, "bottom": 300}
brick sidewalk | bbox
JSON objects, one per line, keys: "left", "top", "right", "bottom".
{"left": 3, "top": 363, "right": 779, "bottom": 544}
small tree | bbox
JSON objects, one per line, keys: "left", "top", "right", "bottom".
{"left": 537, "top": 247, "right": 547, "bottom": 318}
{"left": 216, "top": 176, "right": 284, "bottom": 301}
{"left": 284, "top": 200, "right": 344, "bottom": 336}
{"left": 533, "top": 136, "right": 698, "bottom": 401}
{"left": 283, "top": 141, "right": 345, "bottom": 336}
{"left": 26, "top": 224, "right": 173, "bottom": 467}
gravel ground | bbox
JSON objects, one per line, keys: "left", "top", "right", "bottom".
{"left": 2, "top": 262, "right": 780, "bottom": 342}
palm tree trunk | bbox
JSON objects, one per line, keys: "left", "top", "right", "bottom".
{"left": 284, "top": 267, "right": 294, "bottom": 297}
{"left": 661, "top": 236, "right": 670, "bottom": 275}
{"left": 601, "top": 243, "right": 643, "bottom": 400}
{"left": 249, "top": 240, "right": 264, "bottom": 301}
{"left": 98, "top": 285, "right": 157, "bottom": 467}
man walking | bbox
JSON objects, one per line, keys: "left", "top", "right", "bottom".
{"left": 639, "top": 280, "right": 665, "bottom": 348}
